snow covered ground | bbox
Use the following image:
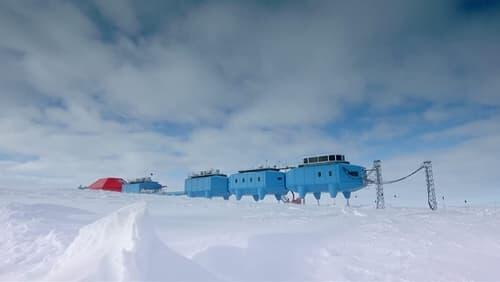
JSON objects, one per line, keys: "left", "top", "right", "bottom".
{"left": 1, "top": 186, "right": 500, "bottom": 281}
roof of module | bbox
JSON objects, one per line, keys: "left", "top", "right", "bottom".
{"left": 237, "top": 167, "right": 280, "bottom": 173}
{"left": 88, "top": 177, "right": 125, "bottom": 192}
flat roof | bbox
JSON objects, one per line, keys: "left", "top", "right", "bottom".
{"left": 298, "top": 161, "right": 350, "bottom": 167}
{"left": 237, "top": 168, "right": 280, "bottom": 173}
{"left": 189, "top": 173, "right": 227, "bottom": 179}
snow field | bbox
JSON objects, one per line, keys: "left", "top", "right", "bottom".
{"left": 1, "top": 187, "right": 500, "bottom": 281}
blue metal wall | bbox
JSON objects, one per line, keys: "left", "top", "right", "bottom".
{"left": 185, "top": 175, "right": 230, "bottom": 199}
{"left": 286, "top": 163, "right": 365, "bottom": 200}
{"left": 228, "top": 169, "right": 287, "bottom": 201}
{"left": 180, "top": 158, "right": 367, "bottom": 201}
{"left": 123, "top": 181, "right": 162, "bottom": 193}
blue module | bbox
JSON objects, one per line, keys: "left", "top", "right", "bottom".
{"left": 286, "top": 154, "right": 366, "bottom": 200}
{"left": 228, "top": 168, "right": 287, "bottom": 201}
{"left": 123, "top": 177, "right": 162, "bottom": 193}
{"left": 185, "top": 170, "right": 230, "bottom": 199}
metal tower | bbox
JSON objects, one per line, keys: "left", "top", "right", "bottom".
{"left": 374, "top": 160, "right": 385, "bottom": 209}
{"left": 423, "top": 161, "right": 438, "bottom": 210}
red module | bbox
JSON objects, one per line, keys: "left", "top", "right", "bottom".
{"left": 88, "top": 177, "right": 126, "bottom": 192}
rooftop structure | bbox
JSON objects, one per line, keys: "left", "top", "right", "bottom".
{"left": 301, "top": 154, "right": 348, "bottom": 166}
{"left": 189, "top": 169, "right": 226, "bottom": 178}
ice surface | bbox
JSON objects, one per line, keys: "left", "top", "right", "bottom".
{"left": 45, "top": 202, "right": 217, "bottom": 282}
{"left": 1, "top": 186, "right": 500, "bottom": 281}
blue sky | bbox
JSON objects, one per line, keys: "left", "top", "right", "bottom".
{"left": 0, "top": 0, "right": 499, "bottom": 204}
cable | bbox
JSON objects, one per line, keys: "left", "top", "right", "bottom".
{"left": 382, "top": 165, "right": 424, "bottom": 185}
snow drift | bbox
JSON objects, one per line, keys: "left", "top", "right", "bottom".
{"left": 45, "top": 202, "right": 218, "bottom": 282}
{"left": 2, "top": 186, "right": 500, "bottom": 282}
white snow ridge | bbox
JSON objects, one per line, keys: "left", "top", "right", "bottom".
{"left": 44, "top": 202, "right": 218, "bottom": 282}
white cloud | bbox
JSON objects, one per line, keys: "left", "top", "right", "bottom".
{"left": 0, "top": 0, "right": 498, "bottom": 200}
{"left": 93, "top": 0, "right": 140, "bottom": 34}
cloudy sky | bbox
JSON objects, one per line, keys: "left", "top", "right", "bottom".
{"left": 0, "top": 0, "right": 499, "bottom": 204}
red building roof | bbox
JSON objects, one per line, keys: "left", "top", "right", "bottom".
{"left": 88, "top": 177, "right": 125, "bottom": 192}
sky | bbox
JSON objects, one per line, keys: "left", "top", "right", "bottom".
{"left": 0, "top": 0, "right": 499, "bottom": 205}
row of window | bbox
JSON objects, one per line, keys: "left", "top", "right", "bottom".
{"left": 317, "top": 171, "right": 333, "bottom": 177}
{"left": 317, "top": 171, "right": 357, "bottom": 177}
{"left": 234, "top": 176, "right": 260, "bottom": 183}
{"left": 234, "top": 176, "right": 284, "bottom": 183}
{"left": 304, "top": 155, "right": 345, "bottom": 164}
{"left": 233, "top": 171, "right": 359, "bottom": 183}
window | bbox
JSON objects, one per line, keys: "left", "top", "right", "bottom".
{"left": 318, "top": 172, "right": 322, "bottom": 177}
{"left": 303, "top": 158, "right": 308, "bottom": 164}
{"left": 242, "top": 178, "right": 245, "bottom": 183}
{"left": 250, "top": 177, "right": 253, "bottom": 182}
{"left": 348, "top": 171, "right": 359, "bottom": 177}
{"left": 329, "top": 155, "right": 335, "bottom": 161}
{"left": 329, "top": 171, "right": 332, "bottom": 177}
{"left": 309, "top": 156, "right": 318, "bottom": 163}
{"left": 319, "top": 155, "right": 328, "bottom": 162}
{"left": 277, "top": 177, "right": 283, "bottom": 181}
{"left": 336, "top": 155, "right": 342, "bottom": 161}
{"left": 235, "top": 179, "right": 238, "bottom": 183}
{"left": 257, "top": 177, "right": 261, "bottom": 182}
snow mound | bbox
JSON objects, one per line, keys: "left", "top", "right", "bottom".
{"left": 0, "top": 203, "right": 82, "bottom": 281}
{"left": 45, "top": 202, "right": 218, "bottom": 282}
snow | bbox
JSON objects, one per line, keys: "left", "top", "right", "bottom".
{"left": 1, "top": 186, "right": 500, "bottom": 281}
{"left": 45, "top": 202, "right": 217, "bottom": 282}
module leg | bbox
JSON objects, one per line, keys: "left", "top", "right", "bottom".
{"left": 313, "top": 192, "right": 321, "bottom": 206}
{"left": 342, "top": 191, "right": 351, "bottom": 207}
{"left": 274, "top": 194, "right": 282, "bottom": 202}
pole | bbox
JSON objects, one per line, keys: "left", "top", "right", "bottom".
{"left": 423, "top": 161, "right": 438, "bottom": 210}
{"left": 374, "top": 160, "right": 385, "bottom": 209}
